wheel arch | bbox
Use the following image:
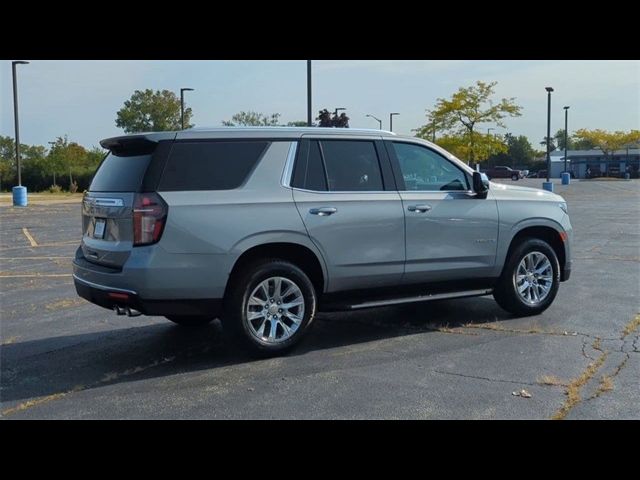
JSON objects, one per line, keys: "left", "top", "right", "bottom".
{"left": 227, "top": 239, "right": 327, "bottom": 297}
{"left": 501, "top": 222, "right": 567, "bottom": 278}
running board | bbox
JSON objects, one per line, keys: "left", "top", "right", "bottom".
{"left": 347, "top": 289, "right": 493, "bottom": 310}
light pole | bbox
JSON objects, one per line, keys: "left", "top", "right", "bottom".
{"left": 365, "top": 114, "right": 382, "bottom": 130}
{"left": 543, "top": 87, "right": 554, "bottom": 191}
{"left": 48, "top": 141, "right": 57, "bottom": 186}
{"left": 432, "top": 119, "right": 436, "bottom": 142}
{"left": 563, "top": 106, "right": 570, "bottom": 174}
{"left": 12, "top": 61, "right": 29, "bottom": 189}
{"left": 180, "top": 87, "right": 194, "bottom": 130}
{"left": 307, "top": 60, "right": 312, "bottom": 127}
{"left": 389, "top": 112, "right": 400, "bottom": 132}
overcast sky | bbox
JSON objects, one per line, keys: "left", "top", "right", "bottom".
{"left": 1, "top": 60, "right": 638, "bottom": 149}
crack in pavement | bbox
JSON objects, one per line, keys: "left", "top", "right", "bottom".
{"left": 433, "top": 369, "right": 541, "bottom": 388}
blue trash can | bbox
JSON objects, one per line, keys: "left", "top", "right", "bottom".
{"left": 561, "top": 172, "right": 571, "bottom": 185}
{"left": 12, "top": 186, "right": 28, "bottom": 207}
{"left": 542, "top": 182, "right": 554, "bottom": 192}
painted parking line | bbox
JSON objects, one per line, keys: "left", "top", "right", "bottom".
{"left": 0, "top": 256, "right": 73, "bottom": 260}
{"left": 0, "top": 273, "right": 72, "bottom": 278}
{"left": 22, "top": 228, "right": 38, "bottom": 247}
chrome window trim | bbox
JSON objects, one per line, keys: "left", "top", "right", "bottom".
{"left": 290, "top": 187, "right": 399, "bottom": 195}
{"left": 281, "top": 141, "right": 298, "bottom": 188}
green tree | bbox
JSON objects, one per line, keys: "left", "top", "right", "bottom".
{"left": 554, "top": 129, "right": 573, "bottom": 150}
{"left": 415, "top": 81, "right": 522, "bottom": 163}
{"left": 116, "top": 89, "right": 192, "bottom": 133}
{"left": 0, "top": 136, "right": 16, "bottom": 190}
{"left": 540, "top": 136, "right": 557, "bottom": 152}
{"left": 222, "top": 111, "right": 281, "bottom": 126}
{"left": 316, "top": 109, "right": 349, "bottom": 128}
{"left": 572, "top": 136, "right": 597, "bottom": 150}
{"left": 507, "top": 134, "right": 535, "bottom": 165}
{"left": 573, "top": 129, "right": 640, "bottom": 160}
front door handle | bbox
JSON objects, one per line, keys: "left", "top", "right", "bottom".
{"left": 408, "top": 204, "right": 432, "bottom": 213}
{"left": 310, "top": 207, "right": 337, "bottom": 216}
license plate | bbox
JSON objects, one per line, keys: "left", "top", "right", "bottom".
{"left": 94, "top": 218, "right": 106, "bottom": 239}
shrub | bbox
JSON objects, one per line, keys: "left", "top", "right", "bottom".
{"left": 48, "top": 184, "right": 63, "bottom": 193}
{"left": 69, "top": 180, "right": 79, "bottom": 193}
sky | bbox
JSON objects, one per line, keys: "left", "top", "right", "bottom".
{"left": 1, "top": 60, "right": 639, "bottom": 149}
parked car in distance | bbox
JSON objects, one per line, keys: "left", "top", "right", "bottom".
{"left": 526, "top": 171, "right": 538, "bottom": 178}
{"left": 73, "top": 127, "right": 572, "bottom": 356}
{"left": 484, "top": 166, "right": 523, "bottom": 180}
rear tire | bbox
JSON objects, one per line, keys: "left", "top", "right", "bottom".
{"left": 221, "top": 259, "right": 317, "bottom": 356}
{"left": 493, "top": 237, "right": 560, "bottom": 316}
{"left": 165, "top": 315, "right": 215, "bottom": 327}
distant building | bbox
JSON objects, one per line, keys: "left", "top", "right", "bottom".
{"left": 550, "top": 148, "right": 640, "bottom": 179}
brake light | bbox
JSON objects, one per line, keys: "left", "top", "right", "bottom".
{"left": 133, "top": 192, "right": 168, "bottom": 246}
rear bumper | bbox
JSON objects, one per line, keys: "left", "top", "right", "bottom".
{"left": 73, "top": 274, "right": 221, "bottom": 316}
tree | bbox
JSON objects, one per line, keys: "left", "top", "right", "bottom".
{"left": 316, "top": 109, "right": 350, "bottom": 128}
{"left": 222, "top": 111, "right": 281, "bottom": 126}
{"left": 0, "top": 136, "right": 15, "bottom": 191}
{"left": 287, "top": 120, "right": 309, "bottom": 127}
{"left": 572, "top": 136, "right": 597, "bottom": 150}
{"left": 573, "top": 129, "right": 640, "bottom": 161}
{"left": 554, "top": 129, "right": 573, "bottom": 150}
{"left": 415, "top": 81, "right": 521, "bottom": 163}
{"left": 47, "top": 136, "right": 88, "bottom": 186}
{"left": 116, "top": 89, "right": 192, "bottom": 133}
{"left": 506, "top": 134, "right": 536, "bottom": 166}
{"left": 540, "top": 136, "right": 557, "bottom": 152}
{"left": 435, "top": 133, "right": 507, "bottom": 162}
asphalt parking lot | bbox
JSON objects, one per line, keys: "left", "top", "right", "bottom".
{"left": 1, "top": 178, "right": 639, "bottom": 419}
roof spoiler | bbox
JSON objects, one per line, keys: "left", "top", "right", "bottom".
{"left": 100, "top": 135, "right": 160, "bottom": 156}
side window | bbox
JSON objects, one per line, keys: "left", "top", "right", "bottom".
{"left": 291, "top": 141, "right": 328, "bottom": 191}
{"left": 159, "top": 141, "right": 268, "bottom": 191}
{"left": 321, "top": 140, "right": 384, "bottom": 191}
{"left": 392, "top": 142, "right": 469, "bottom": 191}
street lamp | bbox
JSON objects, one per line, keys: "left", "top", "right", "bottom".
{"left": 307, "top": 60, "right": 312, "bottom": 127}
{"left": 180, "top": 87, "right": 194, "bottom": 130}
{"left": 543, "top": 87, "right": 554, "bottom": 192}
{"left": 563, "top": 106, "right": 570, "bottom": 174}
{"left": 389, "top": 112, "right": 400, "bottom": 132}
{"left": 12, "top": 61, "right": 29, "bottom": 186}
{"left": 365, "top": 114, "right": 382, "bottom": 130}
{"left": 431, "top": 119, "right": 436, "bottom": 142}
{"left": 487, "top": 127, "right": 495, "bottom": 136}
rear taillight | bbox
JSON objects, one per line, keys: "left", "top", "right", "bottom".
{"left": 133, "top": 192, "right": 168, "bottom": 246}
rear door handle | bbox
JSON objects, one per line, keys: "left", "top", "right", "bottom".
{"left": 408, "top": 204, "right": 432, "bottom": 213}
{"left": 310, "top": 207, "right": 337, "bottom": 216}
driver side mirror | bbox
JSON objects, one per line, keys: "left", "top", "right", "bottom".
{"left": 473, "top": 171, "right": 489, "bottom": 197}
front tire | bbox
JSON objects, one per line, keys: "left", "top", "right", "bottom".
{"left": 512, "top": 173, "right": 519, "bottom": 181}
{"left": 493, "top": 238, "right": 560, "bottom": 316}
{"left": 221, "top": 259, "right": 317, "bottom": 356}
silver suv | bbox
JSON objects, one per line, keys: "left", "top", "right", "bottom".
{"left": 73, "top": 127, "right": 572, "bottom": 355}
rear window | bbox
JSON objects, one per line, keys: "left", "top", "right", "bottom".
{"left": 89, "top": 153, "right": 152, "bottom": 192}
{"left": 159, "top": 141, "right": 269, "bottom": 191}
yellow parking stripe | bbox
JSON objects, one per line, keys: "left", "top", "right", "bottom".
{"left": 22, "top": 228, "right": 38, "bottom": 247}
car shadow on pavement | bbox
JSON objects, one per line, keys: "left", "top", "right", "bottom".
{"left": 1, "top": 296, "right": 511, "bottom": 406}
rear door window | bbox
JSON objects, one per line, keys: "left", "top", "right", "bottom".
{"left": 159, "top": 141, "right": 269, "bottom": 191}
{"left": 90, "top": 153, "right": 152, "bottom": 192}
{"left": 320, "top": 140, "right": 384, "bottom": 191}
